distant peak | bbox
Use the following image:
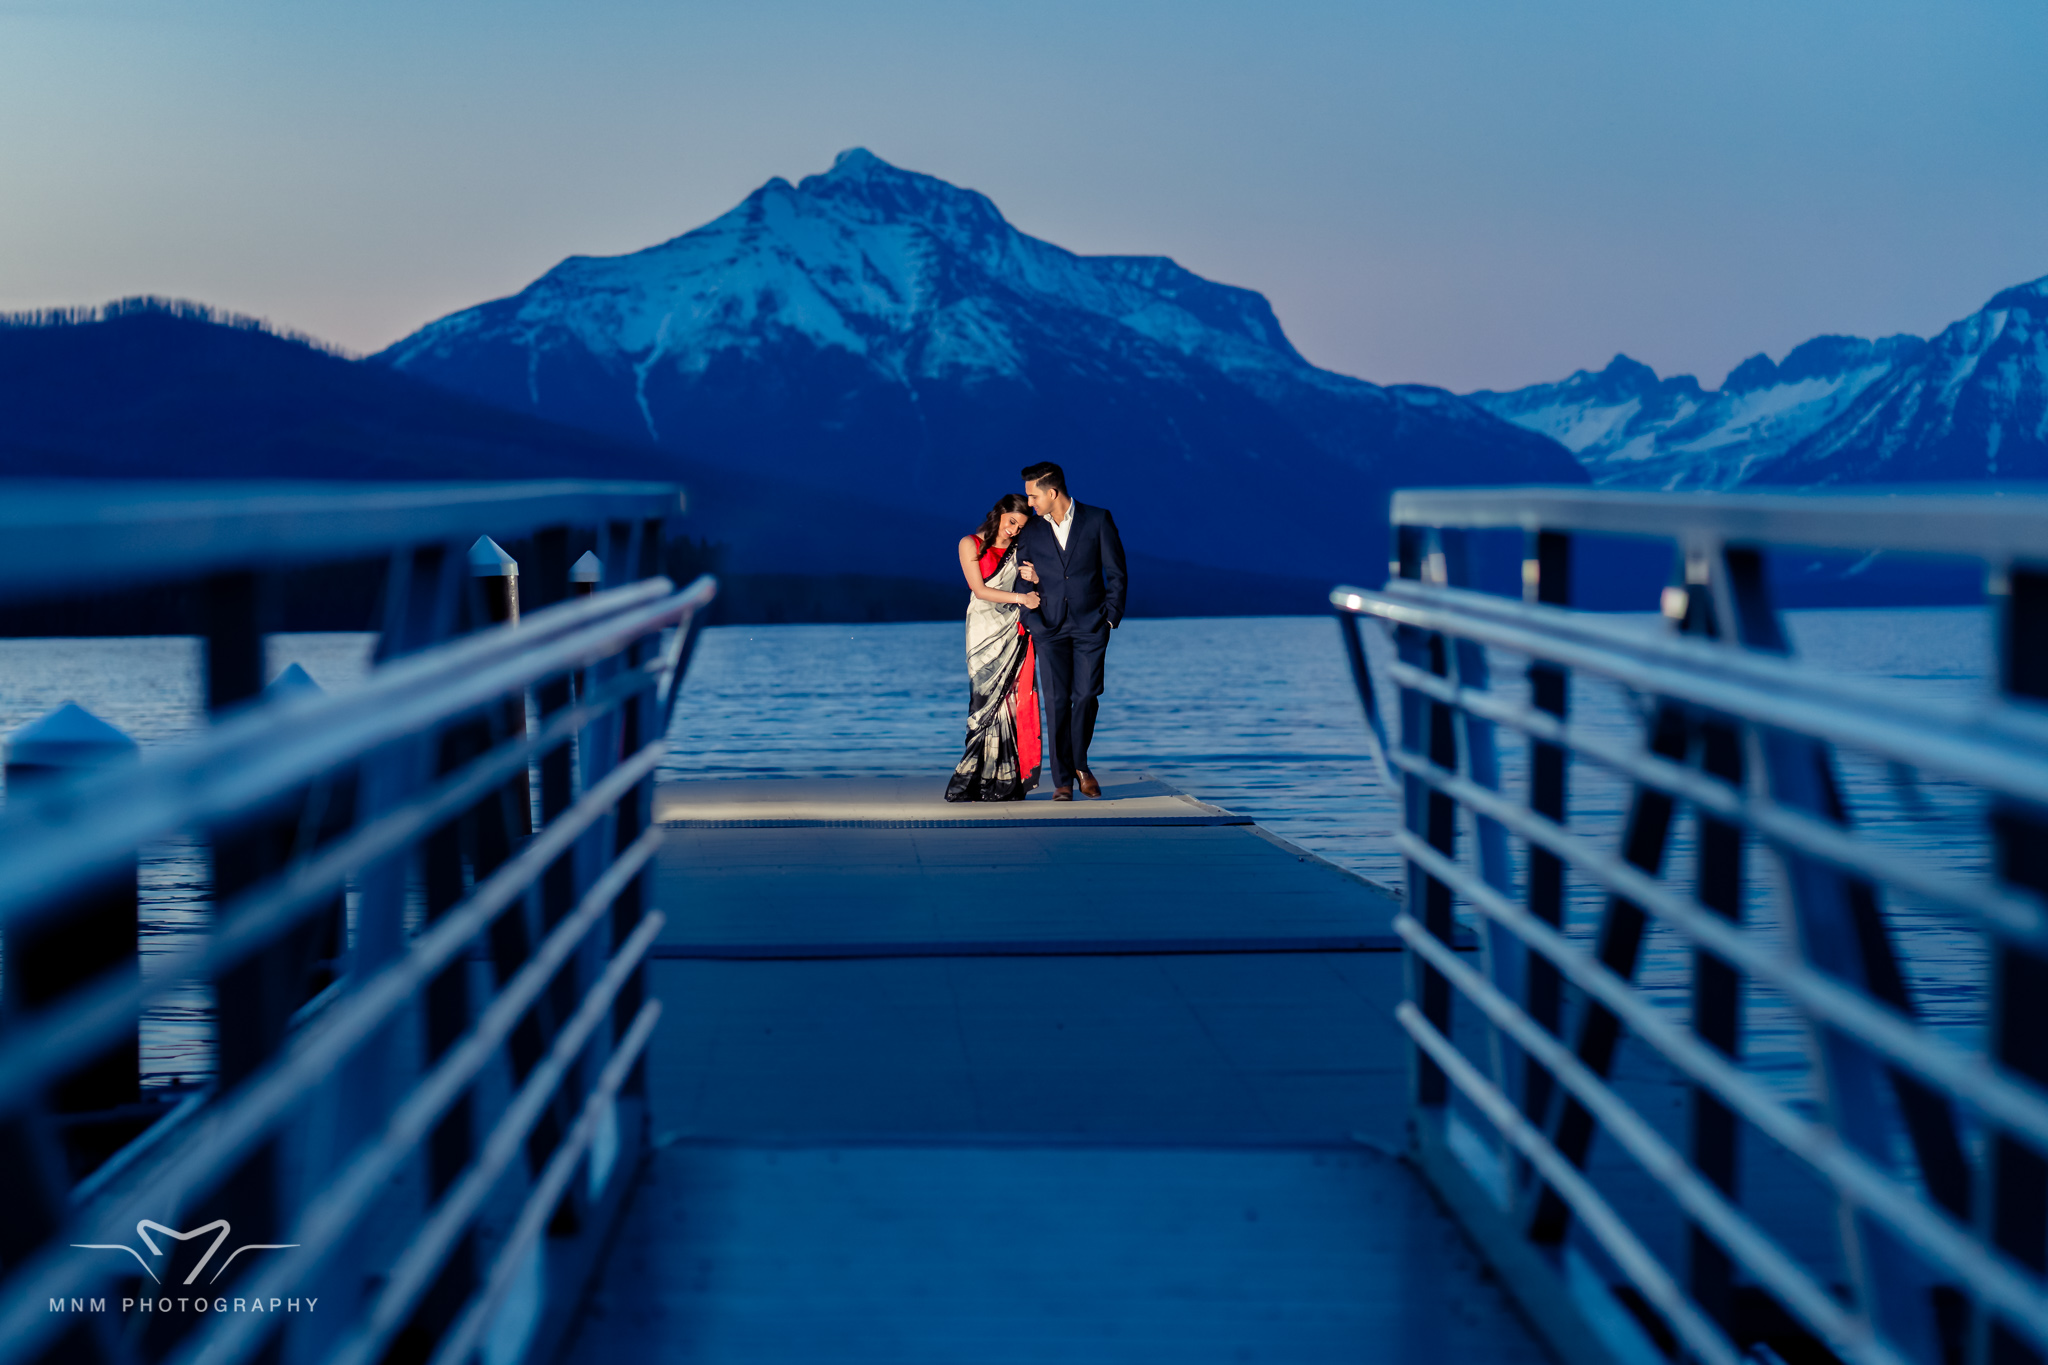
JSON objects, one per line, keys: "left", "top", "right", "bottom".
{"left": 1552, "top": 352, "right": 1698, "bottom": 400}
{"left": 1600, "top": 353, "right": 1659, "bottom": 385}
{"left": 1722, "top": 352, "right": 1780, "bottom": 394}
{"left": 794, "top": 148, "right": 1011, "bottom": 238}
{"left": 826, "top": 147, "right": 889, "bottom": 178}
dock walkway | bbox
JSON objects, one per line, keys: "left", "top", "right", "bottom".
{"left": 557, "top": 775, "right": 1551, "bottom": 1364}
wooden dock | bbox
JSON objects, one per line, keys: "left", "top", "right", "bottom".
{"left": 556, "top": 774, "right": 1551, "bottom": 1364}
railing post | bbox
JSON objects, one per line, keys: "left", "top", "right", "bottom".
{"left": 322, "top": 540, "right": 467, "bottom": 1357}
{"left": 1988, "top": 561, "right": 2048, "bottom": 1365}
{"left": 193, "top": 564, "right": 346, "bottom": 1357}
{"left": 526, "top": 525, "right": 598, "bottom": 1241}
{"left": 1396, "top": 523, "right": 1457, "bottom": 1114}
{"left": 465, "top": 538, "right": 550, "bottom": 1122}
{"left": 1722, "top": 544, "right": 1958, "bottom": 1364}
{"left": 1689, "top": 699, "right": 1746, "bottom": 1332}
{"left": 611, "top": 519, "right": 666, "bottom": 1055}
{"left": 1438, "top": 529, "right": 1521, "bottom": 1156}
{"left": 201, "top": 569, "right": 265, "bottom": 714}
{"left": 1520, "top": 529, "right": 1572, "bottom": 1136}
{"left": 1525, "top": 541, "right": 1692, "bottom": 1245}
{"left": 401, "top": 535, "right": 540, "bottom": 1351}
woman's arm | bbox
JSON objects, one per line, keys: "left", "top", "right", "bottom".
{"left": 958, "top": 536, "right": 1040, "bottom": 607}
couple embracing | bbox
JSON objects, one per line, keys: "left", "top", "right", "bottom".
{"left": 945, "top": 461, "right": 1127, "bottom": 803}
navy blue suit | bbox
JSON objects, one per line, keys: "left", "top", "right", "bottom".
{"left": 1017, "top": 502, "right": 1127, "bottom": 790}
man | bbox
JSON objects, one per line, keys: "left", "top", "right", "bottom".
{"left": 1015, "top": 461, "right": 1127, "bottom": 800}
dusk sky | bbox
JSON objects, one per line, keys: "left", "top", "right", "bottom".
{"left": 4, "top": 0, "right": 2046, "bottom": 393}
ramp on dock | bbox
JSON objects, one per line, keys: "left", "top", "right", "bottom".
{"left": 557, "top": 775, "right": 1550, "bottom": 1364}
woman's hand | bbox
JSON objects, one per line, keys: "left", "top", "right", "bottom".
{"left": 1020, "top": 591, "right": 1041, "bottom": 609}
{"left": 1018, "top": 561, "right": 1038, "bottom": 583}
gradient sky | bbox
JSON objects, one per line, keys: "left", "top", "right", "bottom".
{"left": 3, "top": 0, "right": 2046, "bottom": 392}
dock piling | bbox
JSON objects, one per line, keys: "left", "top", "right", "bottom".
{"left": 570, "top": 550, "right": 603, "bottom": 598}
{"left": 470, "top": 534, "right": 521, "bottom": 626}
{"left": 2, "top": 704, "right": 141, "bottom": 1154}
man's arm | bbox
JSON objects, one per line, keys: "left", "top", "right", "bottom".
{"left": 1099, "top": 509, "right": 1127, "bottom": 627}
{"left": 1017, "top": 521, "right": 1048, "bottom": 629}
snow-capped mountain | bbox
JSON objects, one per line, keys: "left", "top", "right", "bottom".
{"left": 378, "top": 148, "right": 1582, "bottom": 582}
{"left": 1748, "top": 278, "right": 2048, "bottom": 485}
{"left": 1468, "top": 276, "right": 2048, "bottom": 489}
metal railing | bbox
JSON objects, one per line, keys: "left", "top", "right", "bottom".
{"left": 0, "top": 482, "right": 714, "bottom": 1365}
{"left": 1332, "top": 487, "right": 2048, "bottom": 1365}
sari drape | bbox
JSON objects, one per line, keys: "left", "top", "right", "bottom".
{"left": 944, "top": 542, "right": 1041, "bottom": 802}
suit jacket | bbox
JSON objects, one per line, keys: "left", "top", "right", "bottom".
{"left": 1017, "top": 502, "right": 1127, "bottom": 634}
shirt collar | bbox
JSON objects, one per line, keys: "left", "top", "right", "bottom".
{"left": 1052, "top": 498, "right": 1076, "bottom": 527}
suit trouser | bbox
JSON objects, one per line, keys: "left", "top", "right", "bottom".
{"left": 1029, "top": 617, "right": 1109, "bottom": 790}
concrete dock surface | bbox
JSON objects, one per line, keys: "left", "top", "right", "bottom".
{"left": 557, "top": 775, "right": 1551, "bottom": 1364}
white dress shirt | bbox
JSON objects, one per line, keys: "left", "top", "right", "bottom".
{"left": 1048, "top": 497, "right": 1076, "bottom": 551}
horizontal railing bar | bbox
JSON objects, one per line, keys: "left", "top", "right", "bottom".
{"left": 1387, "top": 746, "right": 2048, "bottom": 1147}
{"left": 0, "top": 666, "right": 658, "bottom": 1120}
{"left": 159, "top": 824, "right": 664, "bottom": 1365}
{"left": 0, "top": 667, "right": 655, "bottom": 1129}
{"left": 1386, "top": 485, "right": 2048, "bottom": 561}
{"left": 1395, "top": 1002, "right": 1748, "bottom": 1365}
{"left": 0, "top": 479, "right": 682, "bottom": 604}
{"left": 65, "top": 1089, "right": 210, "bottom": 1208}
{"left": 1333, "top": 581, "right": 2048, "bottom": 805}
{"left": 1371, "top": 577, "right": 2048, "bottom": 752}
{"left": 0, "top": 740, "right": 666, "bottom": 1360}
{"left": 426, "top": 1000, "right": 663, "bottom": 1365}
{"left": 313, "top": 914, "right": 666, "bottom": 1365}
{"left": 1384, "top": 657, "right": 2048, "bottom": 945}
{"left": 0, "top": 573, "right": 712, "bottom": 933}
{"left": 1400, "top": 906, "right": 1923, "bottom": 1365}
{"left": 1403, "top": 830, "right": 2048, "bottom": 1348}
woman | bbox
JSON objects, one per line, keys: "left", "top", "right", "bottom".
{"left": 945, "top": 493, "right": 1044, "bottom": 801}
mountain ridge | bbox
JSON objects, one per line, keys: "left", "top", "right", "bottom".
{"left": 1468, "top": 275, "right": 2048, "bottom": 488}
{"left": 377, "top": 148, "right": 1585, "bottom": 583}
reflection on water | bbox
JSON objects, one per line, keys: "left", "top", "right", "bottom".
{"left": 0, "top": 612, "right": 2000, "bottom": 1109}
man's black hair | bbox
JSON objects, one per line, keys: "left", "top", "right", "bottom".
{"left": 1020, "top": 461, "right": 1067, "bottom": 497}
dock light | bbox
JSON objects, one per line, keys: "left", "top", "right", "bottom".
{"left": 1344, "top": 594, "right": 1364, "bottom": 611}
{"left": 1660, "top": 586, "right": 1689, "bottom": 621}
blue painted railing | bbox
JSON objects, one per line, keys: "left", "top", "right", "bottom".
{"left": 0, "top": 482, "right": 713, "bottom": 1365}
{"left": 1335, "top": 487, "right": 2048, "bottom": 1365}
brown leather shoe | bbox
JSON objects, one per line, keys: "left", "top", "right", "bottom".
{"left": 1077, "top": 771, "right": 1102, "bottom": 799}
{"left": 1052, "top": 787, "right": 1073, "bottom": 801}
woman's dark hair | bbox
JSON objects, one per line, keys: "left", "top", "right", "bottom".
{"left": 974, "top": 493, "right": 1033, "bottom": 552}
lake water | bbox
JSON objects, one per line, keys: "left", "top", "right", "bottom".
{"left": 0, "top": 610, "right": 2002, "bottom": 1106}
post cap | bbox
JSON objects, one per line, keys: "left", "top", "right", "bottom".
{"left": 266, "top": 662, "right": 324, "bottom": 699}
{"left": 6, "top": 701, "right": 139, "bottom": 771}
{"left": 570, "top": 551, "right": 604, "bottom": 584}
{"left": 469, "top": 535, "right": 518, "bottom": 578}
